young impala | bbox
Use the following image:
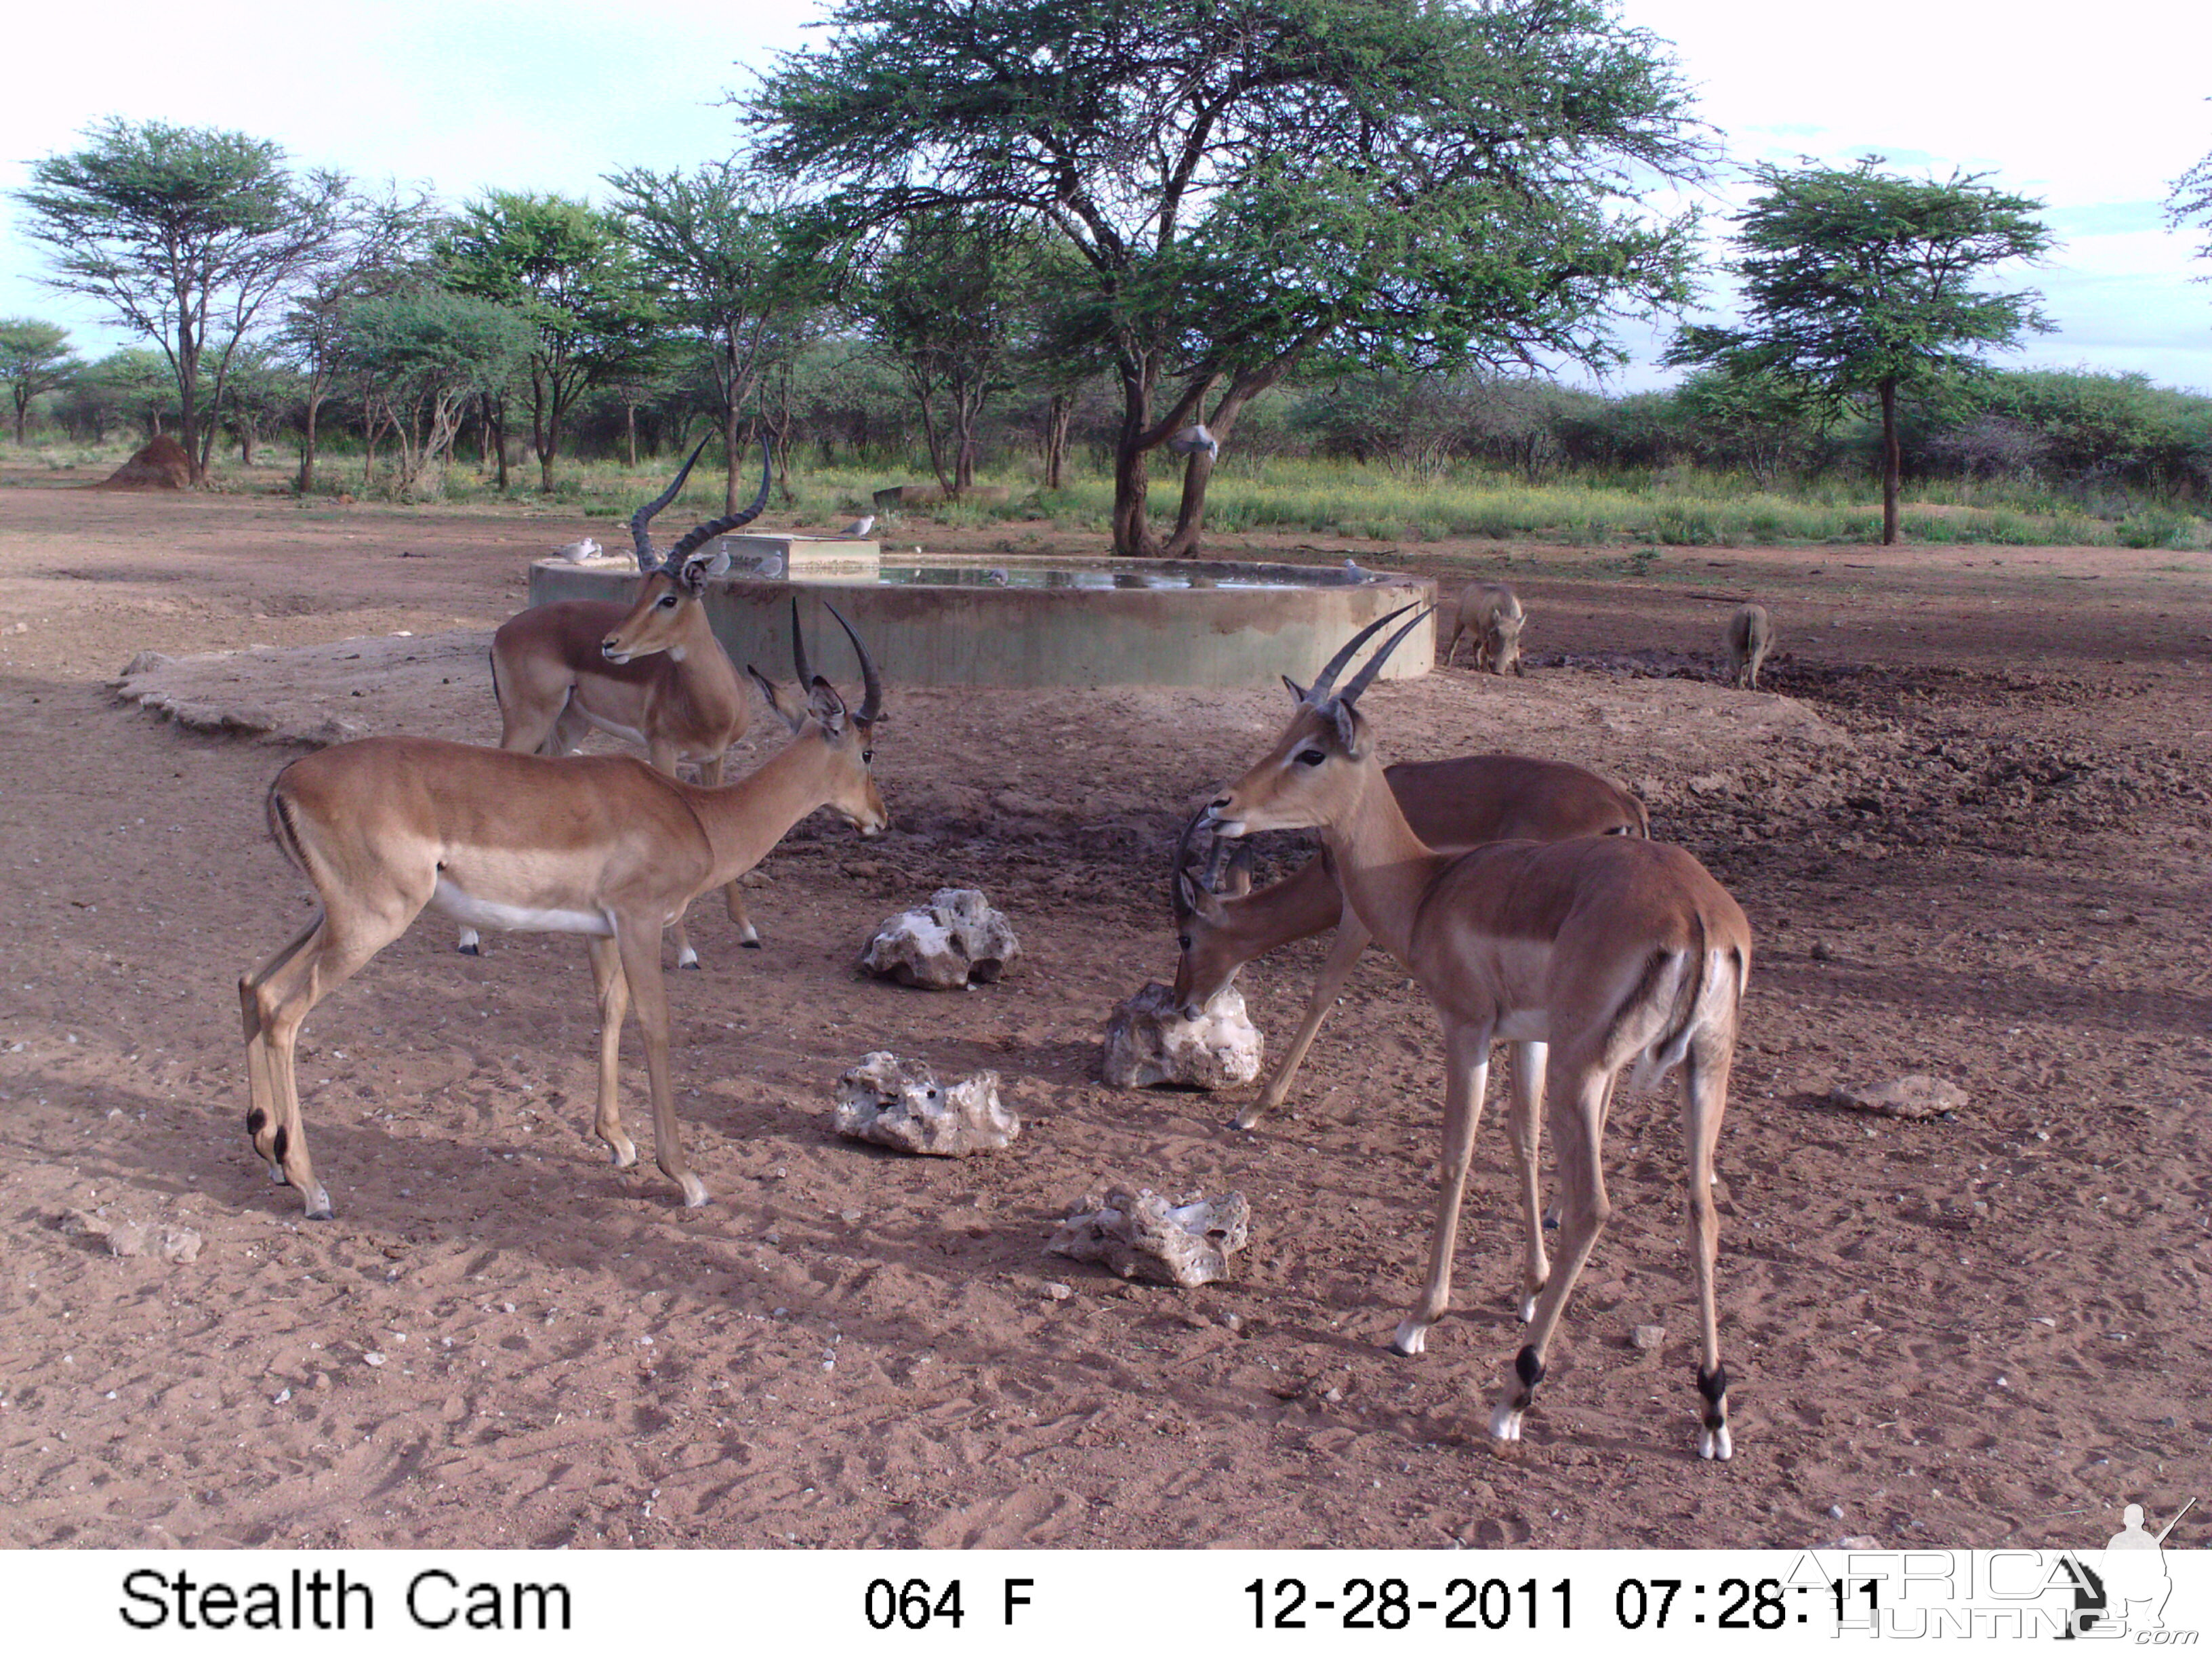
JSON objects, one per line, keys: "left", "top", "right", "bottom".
{"left": 462, "top": 436, "right": 775, "bottom": 966}
{"left": 1203, "top": 607, "right": 1752, "bottom": 1458}
{"left": 239, "top": 599, "right": 886, "bottom": 1221}
{"left": 1170, "top": 754, "right": 1646, "bottom": 1127}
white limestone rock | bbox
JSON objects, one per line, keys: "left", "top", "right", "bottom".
{"left": 1046, "top": 1186, "right": 1251, "bottom": 1288}
{"left": 859, "top": 888, "right": 1021, "bottom": 990}
{"left": 833, "top": 1051, "right": 1019, "bottom": 1157}
{"left": 1101, "top": 981, "right": 1263, "bottom": 1090}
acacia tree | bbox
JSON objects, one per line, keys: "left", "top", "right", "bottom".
{"left": 279, "top": 182, "right": 438, "bottom": 492}
{"left": 332, "top": 289, "right": 534, "bottom": 497}
{"left": 0, "top": 319, "right": 83, "bottom": 444}
{"left": 439, "top": 192, "right": 660, "bottom": 491}
{"left": 2171, "top": 136, "right": 2212, "bottom": 270}
{"left": 855, "top": 211, "right": 1045, "bottom": 493}
{"left": 1667, "top": 159, "right": 2053, "bottom": 544}
{"left": 605, "top": 163, "right": 830, "bottom": 512}
{"left": 13, "top": 119, "right": 348, "bottom": 484}
{"left": 755, "top": 0, "right": 1708, "bottom": 554}
{"left": 209, "top": 339, "right": 293, "bottom": 465}
{"left": 73, "top": 349, "right": 175, "bottom": 440}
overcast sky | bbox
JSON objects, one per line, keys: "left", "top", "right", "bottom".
{"left": 3, "top": 0, "right": 2208, "bottom": 393}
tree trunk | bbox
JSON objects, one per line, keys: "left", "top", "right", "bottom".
{"left": 916, "top": 383, "right": 951, "bottom": 495}
{"left": 624, "top": 403, "right": 638, "bottom": 469}
{"left": 1879, "top": 376, "right": 1901, "bottom": 546}
{"left": 531, "top": 370, "right": 556, "bottom": 493}
{"left": 10, "top": 394, "right": 26, "bottom": 445}
{"left": 177, "top": 325, "right": 205, "bottom": 488}
{"left": 1162, "top": 367, "right": 1288, "bottom": 558}
{"left": 1109, "top": 352, "right": 1160, "bottom": 556}
{"left": 1042, "top": 394, "right": 1072, "bottom": 491}
{"left": 298, "top": 382, "right": 324, "bottom": 493}
{"left": 720, "top": 407, "right": 741, "bottom": 518}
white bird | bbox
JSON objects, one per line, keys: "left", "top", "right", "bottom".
{"left": 840, "top": 514, "right": 876, "bottom": 537}
{"left": 1344, "top": 557, "right": 1378, "bottom": 582}
{"left": 552, "top": 536, "right": 603, "bottom": 562}
{"left": 1166, "top": 423, "right": 1220, "bottom": 459}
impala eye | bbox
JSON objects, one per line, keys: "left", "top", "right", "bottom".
{"left": 1177, "top": 935, "right": 1192, "bottom": 950}
{"left": 658, "top": 594, "right": 678, "bottom": 608}
{"left": 862, "top": 750, "right": 874, "bottom": 764}
{"left": 1296, "top": 748, "right": 1326, "bottom": 766}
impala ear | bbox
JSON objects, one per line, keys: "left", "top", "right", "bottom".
{"left": 747, "top": 664, "right": 808, "bottom": 733}
{"left": 1221, "top": 842, "right": 1256, "bottom": 897}
{"left": 1176, "top": 869, "right": 1229, "bottom": 927}
{"left": 1331, "top": 699, "right": 1364, "bottom": 756}
{"left": 806, "top": 675, "right": 849, "bottom": 737}
{"left": 1281, "top": 673, "right": 1309, "bottom": 705}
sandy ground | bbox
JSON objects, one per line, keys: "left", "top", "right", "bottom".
{"left": 1, "top": 472, "right": 2209, "bottom": 1551}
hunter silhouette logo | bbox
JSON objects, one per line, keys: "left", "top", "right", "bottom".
{"left": 2059, "top": 1497, "right": 2196, "bottom": 1639}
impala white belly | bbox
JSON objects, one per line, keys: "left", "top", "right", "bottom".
{"left": 432, "top": 878, "right": 614, "bottom": 937}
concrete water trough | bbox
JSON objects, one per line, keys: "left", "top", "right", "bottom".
{"left": 527, "top": 552, "right": 1436, "bottom": 689}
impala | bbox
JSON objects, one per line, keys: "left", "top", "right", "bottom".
{"left": 1203, "top": 606, "right": 1752, "bottom": 1458}
{"left": 1171, "top": 753, "right": 1647, "bottom": 1128}
{"left": 239, "top": 599, "right": 886, "bottom": 1221}
{"left": 462, "top": 436, "right": 776, "bottom": 966}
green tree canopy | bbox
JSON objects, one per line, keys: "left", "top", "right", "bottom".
{"left": 333, "top": 288, "right": 535, "bottom": 496}
{"left": 855, "top": 211, "right": 1048, "bottom": 493}
{"left": 754, "top": 0, "right": 1711, "bottom": 554}
{"left": 605, "top": 163, "right": 830, "bottom": 510}
{"left": 0, "top": 319, "right": 84, "bottom": 445}
{"left": 278, "top": 181, "right": 440, "bottom": 491}
{"left": 438, "top": 190, "right": 661, "bottom": 492}
{"left": 12, "top": 118, "right": 348, "bottom": 483}
{"left": 1667, "top": 157, "right": 2053, "bottom": 543}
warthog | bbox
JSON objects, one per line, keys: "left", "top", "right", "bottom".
{"left": 1445, "top": 581, "right": 1525, "bottom": 676}
{"left": 1725, "top": 603, "right": 1772, "bottom": 689}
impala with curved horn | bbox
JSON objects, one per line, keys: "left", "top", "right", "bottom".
{"left": 239, "top": 598, "right": 888, "bottom": 1220}
{"left": 466, "top": 434, "right": 778, "bottom": 966}
{"left": 1202, "top": 605, "right": 1752, "bottom": 1458}
{"left": 1171, "top": 750, "right": 1647, "bottom": 1129}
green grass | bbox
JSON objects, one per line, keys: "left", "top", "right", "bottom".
{"left": 47, "top": 438, "right": 2201, "bottom": 550}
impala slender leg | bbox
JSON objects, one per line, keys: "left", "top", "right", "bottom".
{"left": 244, "top": 898, "right": 416, "bottom": 1221}
{"left": 1685, "top": 1037, "right": 1736, "bottom": 1460}
{"left": 648, "top": 739, "right": 704, "bottom": 970}
{"left": 699, "top": 756, "right": 762, "bottom": 947}
{"left": 1507, "top": 1040, "right": 1551, "bottom": 1322}
{"left": 1490, "top": 1063, "right": 1612, "bottom": 1443}
{"left": 1236, "top": 914, "right": 1371, "bottom": 1130}
{"left": 240, "top": 912, "right": 323, "bottom": 1181}
{"left": 1389, "top": 1021, "right": 1493, "bottom": 1357}
{"left": 586, "top": 934, "right": 638, "bottom": 1170}
{"left": 615, "top": 920, "right": 708, "bottom": 1208}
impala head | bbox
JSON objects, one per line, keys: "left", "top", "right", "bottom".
{"left": 1168, "top": 812, "right": 1257, "bottom": 1018}
{"left": 752, "top": 597, "right": 889, "bottom": 838}
{"left": 602, "top": 434, "right": 775, "bottom": 665}
{"left": 1205, "top": 604, "right": 1429, "bottom": 840}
